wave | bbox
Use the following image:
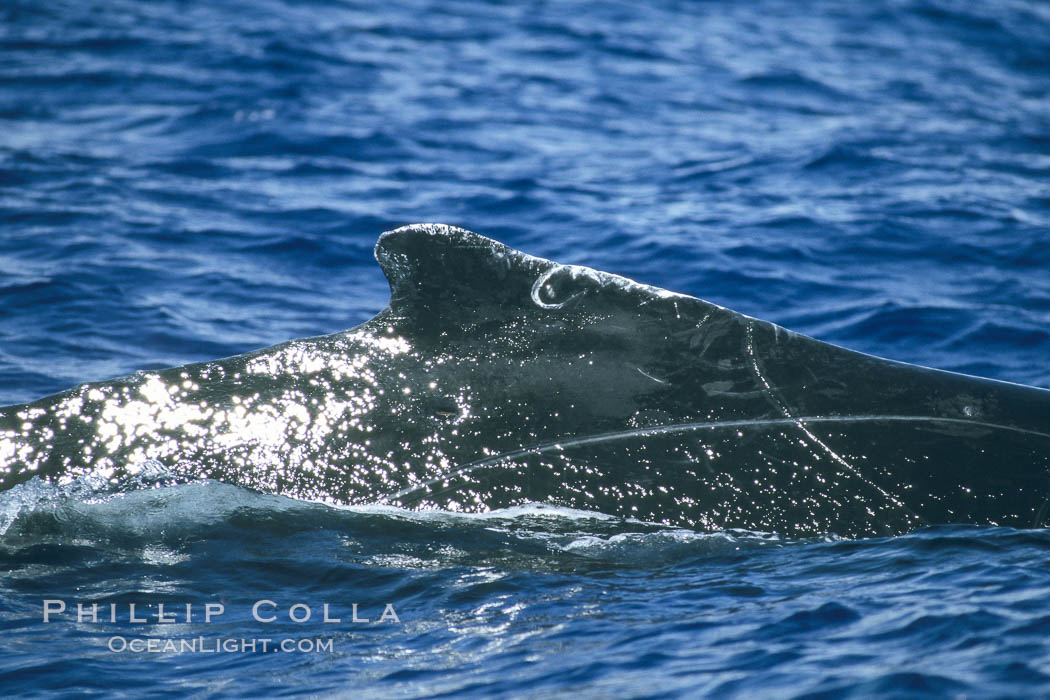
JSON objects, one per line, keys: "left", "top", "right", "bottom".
{"left": 0, "top": 474, "right": 791, "bottom": 572}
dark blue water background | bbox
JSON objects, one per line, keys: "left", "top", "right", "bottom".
{"left": 2, "top": 0, "right": 1049, "bottom": 696}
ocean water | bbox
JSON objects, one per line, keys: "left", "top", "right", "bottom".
{"left": 1, "top": 0, "right": 1050, "bottom": 696}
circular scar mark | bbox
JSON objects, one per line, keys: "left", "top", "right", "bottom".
{"left": 530, "top": 265, "right": 595, "bottom": 309}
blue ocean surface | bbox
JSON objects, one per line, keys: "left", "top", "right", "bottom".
{"left": 2, "top": 0, "right": 1050, "bottom": 696}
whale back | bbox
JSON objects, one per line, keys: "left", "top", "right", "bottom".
{"left": 2, "top": 224, "right": 1049, "bottom": 537}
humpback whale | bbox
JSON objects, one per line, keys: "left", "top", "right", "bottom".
{"left": 1, "top": 224, "right": 1049, "bottom": 537}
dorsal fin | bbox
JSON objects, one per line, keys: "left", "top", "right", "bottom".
{"left": 375, "top": 224, "right": 551, "bottom": 318}
{"left": 373, "top": 224, "right": 735, "bottom": 339}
